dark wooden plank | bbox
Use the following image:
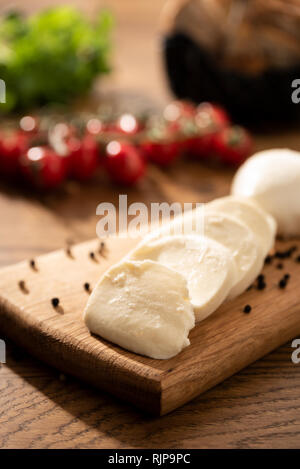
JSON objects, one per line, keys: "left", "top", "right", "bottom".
{"left": 1, "top": 233, "right": 300, "bottom": 416}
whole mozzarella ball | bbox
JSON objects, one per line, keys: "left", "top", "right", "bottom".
{"left": 231, "top": 148, "right": 300, "bottom": 237}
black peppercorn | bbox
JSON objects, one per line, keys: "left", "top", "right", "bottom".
{"left": 66, "top": 246, "right": 73, "bottom": 258}
{"left": 278, "top": 279, "right": 287, "bottom": 289}
{"left": 29, "top": 259, "right": 37, "bottom": 271}
{"left": 257, "top": 274, "right": 266, "bottom": 290}
{"left": 243, "top": 305, "right": 252, "bottom": 314}
{"left": 265, "top": 255, "right": 273, "bottom": 265}
{"left": 51, "top": 297, "right": 60, "bottom": 308}
{"left": 18, "top": 280, "right": 29, "bottom": 293}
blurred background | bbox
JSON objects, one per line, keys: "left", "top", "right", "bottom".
{"left": 0, "top": 0, "right": 299, "bottom": 257}
{"left": 0, "top": 0, "right": 170, "bottom": 109}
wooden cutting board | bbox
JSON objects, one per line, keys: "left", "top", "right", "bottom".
{"left": 0, "top": 236, "right": 299, "bottom": 415}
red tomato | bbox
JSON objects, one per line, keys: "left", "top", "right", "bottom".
{"left": 115, "top": 113, "right": 142, "bottom": 135}
{"left": 185, "top": 133, "right": 215, "bottom": 159}
{"left": 86, "top": 118, "right": 104, "bottom": 136}
{"left": 19, "top": 115, "right": 39, "bottom": 135}
{"left": 164, "top": 100, "right": 196, "bottom": 123}
{"left": 196, "top": 103, "right": 230, "bottom": 130}
{"left": 105, "top": 141, "right": 146, "bottom": 185}
{"left": 141, "top": 120, "right": 182, "bottom": 166}
{"left": 167, "top": 115, "right": 213, "bottom": 159}
{"left": 0, "top": 131, "right": 29, "bottom": 176}
{"left": 212, "top": 126, "right": 253, "bottom": 165}
{"left": 68, "top": 134, "right": 100, "bottom": 182}
{"left": 178, "top": 104, "right": 230, "bottom": 159}
{"left": 141, "top": 140, "right": 180, "bottom": 166}
{"left": 20, "top": 146, "right": 67, "bottom": 189}
{"left": 48, "top": 123, "right": 76, "bottom": 175}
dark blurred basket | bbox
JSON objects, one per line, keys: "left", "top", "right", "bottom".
{"left": 161, "top": 0, "right": 300, "bottom": 125}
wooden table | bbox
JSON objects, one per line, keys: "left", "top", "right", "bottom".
{"left": 1, "top": 0, "right": 300, "bottom": 449}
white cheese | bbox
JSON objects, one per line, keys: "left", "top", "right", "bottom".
{"left": 143, "top": 210, "right": 264, "bottom": 299}
{"left": 231, "top": 148, "right": 300, "bottom": 237}
{"left": 207, "top": 196, "right": 276, "bottom": 255}
{"left": 130, "top": 235, "right": 237, "bottom": 322}
{"left": 203, "top": 211, "right": 265, "bottom": 298}
{"left": 83, "top": 259, "right": 195, "bottom": 359}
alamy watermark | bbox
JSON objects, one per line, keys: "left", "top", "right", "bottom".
{"left": 291, "top": 79, "right": 300, "bottom": 104}
{"left": 0, "top": 79, "right": 5, "bottom": 103}
{"left": 96, "top": 196, "right": 205, "bottom": 238}
{"left": 291, "top": 339, "right": 300, "bottom": 364}
{"left": 0, "top": 339, "right": 6, "bottom": 364}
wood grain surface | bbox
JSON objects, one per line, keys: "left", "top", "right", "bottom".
{"left": 1, "top": 0, "right": 300, "bottom": 449}
{"left": 1, "top": 235, "right": 300, "bottom": 417}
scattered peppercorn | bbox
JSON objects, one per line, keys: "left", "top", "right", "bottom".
{"left": 278, "top": 279, "right": 287, "bottom": 289}
{"left": 84, "top": 282, "right": 91, "bottom": 293}
{"left": 18, "top": 280, "right": 29, "bottom": 293}
{"left": 65, "top": 246, "right": 73, "bottom": 258}
{"left": 99, "top": 241, "right": 105, "bottom": 254}
{"left": 296, "top": 255, "right": 300, "bottom": 263}
{"left": 276, "top": 263, "right": 284, "bottom": 270}
{"left": 29, "top": 259, "right": 37, "bottom": 271}
{"left": 275, "top": 247, "right": 297, "bottom": 259}
{"left": 264, "top": 255, "right": 273, "bottom": 265}
{"left": 284, "top": 273, "right": 290, "bottom": 281}
{"left": 256, "top": 274, "right": 266, "bottom": 290}
{"left": 275, "top": 250, "right": 287, "bottom": 259}
{"left": 243, "top": 304, "right": 252, "bottom": 314}
{"left": 89, "top": 251, "right": 96, "bottom": 261}
{"left": 51, "top": 297, "right": 60, "bottom": 308}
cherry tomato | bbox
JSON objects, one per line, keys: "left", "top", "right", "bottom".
{"left": 68, "top": 134, "right": 100, "bottom": 182}
{"left": 196, "top": 103, "right": 230, "bottom": 130}
{"left": 212, "top": 126, "right": 253, "bottom": 165}
{"left": 52, "top": 122, "right": 76, "bottom": 141}
{"left": 115, "top": 113, "right": 141, "bottom": 135}
{"left": 141, "top": 121, "right": 182, "bottom": 166}
{"left": 20, "top": 146, "right": 67, "bottom": 189}
{"left": 86, "top": 118, "right": 104, "bottom": 136}
{"left": 0, "top": 131, "right": 29, "bottom": 176}
{"left": 19, "top": 115, "right": 39, "bottom": 135}
{"left": 105, "top": 141, "right": 146, "bottom": 185}
{"left": 48, "top": 122, "right": 77, "bottom": 175}
{"left": 164, "top": 100, "right": 196, "bottom": 123}
{"left": 141, "top": 140, "right": 181, "bottom": 166}
{"left": 168, "top": 115, "right": 213, "bottom": 159}
{"left": 179, "top": 104, "right": 230, "bottom": 159}
{"left": 185, "top": 133, "right": 215, "bottom": 159}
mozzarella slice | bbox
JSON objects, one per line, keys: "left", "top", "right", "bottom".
{"left": 143, "top": 209, "right": 264, "bottom": 299}
{"left": 130, "top": 235, "right": 237, "bottom": 322}
{"left": 83, "top": 259, "right": 195, "bottom": 359}
{"left": 202, "top": 211, "right": 265, "bottom": 298}
{"left": 206, "top": 196, "right": 276, "bottom": 255}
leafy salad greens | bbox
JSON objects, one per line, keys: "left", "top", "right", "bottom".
{"left": 0, "top": 6, "right": 113, "bottom": 113}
